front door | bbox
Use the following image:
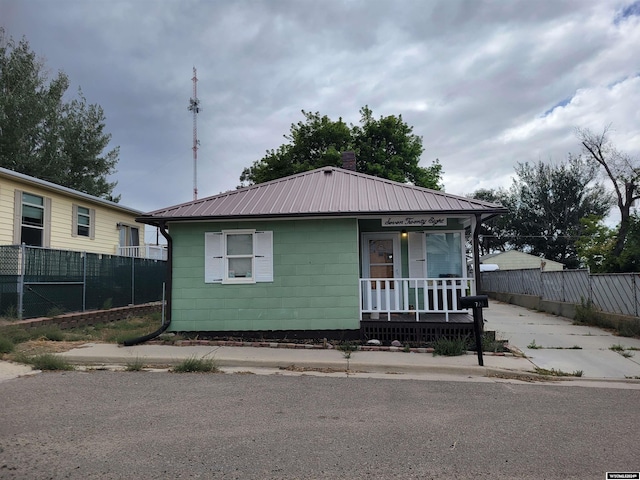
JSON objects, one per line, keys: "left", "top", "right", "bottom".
{"left": 362, "top": 233, "right": 401, "bottom": 311}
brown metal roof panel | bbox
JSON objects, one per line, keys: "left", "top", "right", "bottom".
{"left": 141, "top": 167, "right": 507, "bottom": 220}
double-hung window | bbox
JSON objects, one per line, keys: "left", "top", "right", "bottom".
{"left": 226, "top": 231, "right": 254, "bottom": 282}
{"left": 205, "top": 230, "right": 273, "bottom": 284}
{"left": 21, "top": 193, "right": 45, "bottom": 246}
{"left": 72, "top": 205, "right": 95, "bottom": 239}
{"left": 13, "top": 191, "right": 51, "bottom": 247}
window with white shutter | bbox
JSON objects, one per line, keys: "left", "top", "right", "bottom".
{"left": 204, "top": 230, "right": 273, "bottom": 284}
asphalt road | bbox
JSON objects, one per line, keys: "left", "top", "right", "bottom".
{"left": 1, "top": 372, "right": 638, "bottom": 479}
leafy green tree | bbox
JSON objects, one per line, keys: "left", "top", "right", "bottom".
{"left": 0, "top": 29, "right": 119, "bottom": 200}
{"left": 577, "top": 126, "right": 639, "bottom": 259}
{"left": 577, "top": 214, "right": 640, "bottom": 273}
{"left": 616, "top": 214, "right": 640, "bottom": 272}
{"left": 506, "top": 157, "right": 611, "bottom": 269}
{"left": 239, "top": 106, "right": 442, "bottom": 189}
{"left": 240, "top": 111, "right": 351, "bottom": 185}
{"left": 575, "top": 215, "right": 616, "bottom": 273}
{"left": 467, "top": 188, "right": 511, "bottom": 255}
{"left": 351, "top": 106, "right": 442, "bottom": 188}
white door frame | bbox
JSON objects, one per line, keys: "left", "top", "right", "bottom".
{"left": 361, "top": 232, "right": 401, "bottom": 279}
{"left": 361, "top": 233, "right": 402, "bottom": 313}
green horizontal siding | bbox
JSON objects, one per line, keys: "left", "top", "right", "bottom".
{"left": 169, "top": 218, "right": 360, "bottom": 332}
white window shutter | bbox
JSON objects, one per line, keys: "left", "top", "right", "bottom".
{"left": 204, "top": 232, "right": 224, "bottom": 283}
{"left": 255, "top": 231, "right": 273, "bottom": 282}
{"left": 408, "top": 232, "right": 425, "bottom": 285}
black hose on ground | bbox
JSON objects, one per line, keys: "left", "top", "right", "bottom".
{"left": 123, "top": 321, "right": 170, "bottom": 346}
{"left": 123, "top": 221, "right": 173, "bottom": 347}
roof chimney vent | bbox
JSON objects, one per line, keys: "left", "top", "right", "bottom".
{"left": 341, "top": 151, "right": 356, "bottom": 171}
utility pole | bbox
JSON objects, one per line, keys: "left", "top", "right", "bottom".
{"left": 188, "top": 67, "right": 200, "bottom": 200}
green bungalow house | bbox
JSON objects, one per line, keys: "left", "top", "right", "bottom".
{"left": 137, "top": 164, "right": 506, "bottom": 342}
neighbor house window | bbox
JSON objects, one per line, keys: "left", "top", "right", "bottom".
{"left": 119, "top": 225, "right": 140, "bottom": 247}
{"left": 14, "top": 191, "right": 51, "bottom": 247}
{"left": 72, "top": 205, "right": 95, "bottom": 239}
{"left": 21, "top": 193, "right": 44, "bottom": 246}
{"left": 204, "top": 230, "right": 273, "bottom": 284}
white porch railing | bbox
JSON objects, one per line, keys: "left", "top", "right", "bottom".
{"left": 117, "top": 245, "right": 167, "bottom": 260}
{"left": 359, "top": 277, "right": 476, "bottom": 322}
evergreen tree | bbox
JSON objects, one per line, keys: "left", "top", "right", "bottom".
{"left": 0, "top": 29, "right": 119, "bottom": 200}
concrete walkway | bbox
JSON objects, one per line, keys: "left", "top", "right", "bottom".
{"left": 485, "top": 301, "right": 640, "bottom": 379}
{"left": 2, "top": 300, "right": 640, "bottom": 383}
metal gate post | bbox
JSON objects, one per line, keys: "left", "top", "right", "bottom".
{"left": 17, "top": 244, "right": 25, "bottom": 319}
{"left": 82, "top": 252, "right": 87, "bottom": 312}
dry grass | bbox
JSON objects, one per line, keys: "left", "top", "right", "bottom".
{"left": 1, "top": 314, "right": 161, "bottom": 362}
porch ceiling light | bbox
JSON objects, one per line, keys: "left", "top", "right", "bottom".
{"left": 401, "top": 229, "right": 408, "bottom": 238}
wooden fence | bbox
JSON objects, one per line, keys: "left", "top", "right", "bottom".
{"left": 481, "top": 269, "right": 640, "bottom": 318}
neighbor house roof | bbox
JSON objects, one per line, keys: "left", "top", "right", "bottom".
{"left": 481, "top": 250, "right": 565, "bottom": 270}
{"left": 0, "top": 167, "right": 142, "bottom": 215}
{"left": 138, "top": 167, "right": 507, "bottom": 224}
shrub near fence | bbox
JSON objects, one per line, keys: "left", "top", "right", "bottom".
{"left": 0, "top": 245, "right": 167, "bottom": 319}
{"left": 482, "top": 269, "right": 640, "bottom": 318}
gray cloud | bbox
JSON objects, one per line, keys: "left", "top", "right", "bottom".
{"left": 2, "top": 0, "right": 639, "bottom": 223}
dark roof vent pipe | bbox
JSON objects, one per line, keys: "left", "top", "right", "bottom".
{"left": 341, "top": 151, "right": 356, "bottom": 171}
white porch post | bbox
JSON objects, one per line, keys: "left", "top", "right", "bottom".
{"left": 471, "top": 213, "right": 481, "bottom": 296}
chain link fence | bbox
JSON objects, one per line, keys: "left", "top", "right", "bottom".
{"left": 0, "top": 245, "right": 167, "bottom": 319}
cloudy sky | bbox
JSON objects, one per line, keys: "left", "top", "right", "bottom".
{"left": 2, "top": 0, "right": 639, "bottom": 221}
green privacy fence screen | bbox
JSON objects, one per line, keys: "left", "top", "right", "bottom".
{"left": 0, "top": 245, "right": 167, "bottom": 319}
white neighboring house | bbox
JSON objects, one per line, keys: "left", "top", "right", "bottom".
{"left": 481, "top": 250, "right": 564, "bottom": 271}
{"left": 0, "top": 167, "right": 166, "bottom": 259}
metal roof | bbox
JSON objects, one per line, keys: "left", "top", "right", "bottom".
{"left": 138, "top": 167, "right": 507, "bottom": 224}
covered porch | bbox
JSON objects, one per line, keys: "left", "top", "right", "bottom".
{"left": 359, "top": 277, "right": 475, "bottom": 343}
{"left": 359, "top": 277, "right": 475, "bottom": 322}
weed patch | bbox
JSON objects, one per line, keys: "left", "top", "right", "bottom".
{"left": 527, "top": 340, "right": 542, "bottom": 349}
{"left": 32, "top": 326, "right": 65, "bottom": 342}
{"left": 433, "top": 336, "right": 469, "bottom": 356}
{"left": 534, "top": 367, "right": 583, "bottom": 377}
{"left": 574, "top": 299, "right": 640, "bottom": 338}
{"left": 610, "top": 344, "right": 636, "bottom": 358}
{"left": 172, "top": 356, "right": 219, "bottom": 373}
{"left": 16, "top": 353, "right": 75, "bottom": 371}
{"left": 3, "top": 305, "right": 18, "bottom": 319}
{"left": 46, "top": 307, "right": 64, "bottom": 318}
{"left": 0, "top": 336, "right": 15, "bottom": 354}
{"left": 125, "top": 357, "right": 146, "bottom": 371}
{"left": 337, "top": 342, "right": 358, "bottom": 370}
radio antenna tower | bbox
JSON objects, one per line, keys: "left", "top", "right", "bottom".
{"left": 188, "top": 67, "right": 200, "bottom": 200}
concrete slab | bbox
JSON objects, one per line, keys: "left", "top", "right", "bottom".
{"left": 59, "top": 342, "right": 534, "bottom": 378}
{"left": 0, "top": 360, "right": 37, "bottom": 382}
{"left": 485, "top": 300, "right": 640, "bottom": 379}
